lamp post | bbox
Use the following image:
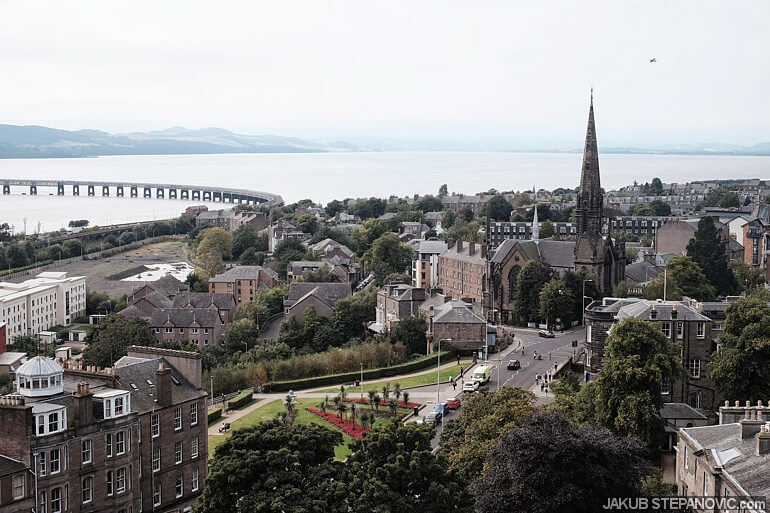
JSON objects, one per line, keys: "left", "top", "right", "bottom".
{"left": 437, "top": 338, "right": 451, "bottom": 405}
{"left": 210, "top": 376, "right": 214, "bottom": 405}
{"left": 360, "top": 363, "right": 364, "bottom": 401}
{"left": 582, "top": 279, "right": 593, "bottom": 326}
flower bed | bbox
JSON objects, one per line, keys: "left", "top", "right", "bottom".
{"left": 343, "top": 397, "right": 420, "bottom": 409}
{"left": 307, "top": 408, "right": 371, "bottom": 439}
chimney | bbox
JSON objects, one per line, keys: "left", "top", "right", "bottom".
{"left": 74, "top": 382, "right": 93, "bottom": 427}
{"left": 739, "top": 409, "right": 765, "bottom": 439}
{"left": 650, "top": 306, "right": 657, "bottom": 320}
{"left": 468, "top": 242, "right": 476, "bottom": 256}
{"left": 757, "top": 424, "right": 770, "bottom": 455}
{"left": 156, "top": 361, "right": 173, "bottom": 407}
{"left": 456, "top": 240, "right": 463, "bottom": 252}
{"left": 671, "top": 305, "right": 678, "bottom": 319}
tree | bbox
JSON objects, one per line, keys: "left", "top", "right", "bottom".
{"left": 441, "top": 220, "right": 482, "bottom": 244}
{"left": 231, "top": 225, "right": 258, "bottom": 259}
{"left": 185, "top": 270, "right": 209, "bottom": 292}
{"left": 239, "top": 247, "right": 265, "bottom": 265}
{"left": 301, "top": 267, "right": 341, "bottom": 282}
{"left": 702, "top": 186, "right": 740, "bottom": 209}
{"left": 295, "top": 214, "right": 319, "bottom": 234}
{"left": 513, "top": 261, "right": 553, "bottom": 322}
{"left": 539, "top": 219, "right": 554, "bottom": 238}
{"left": 273, "top": 238, "right": 307, "bottom": 279}
{"left": 361, "top": 233, "right": 413, "bottom": 286}
{"left": 729, "top": 260, "right": 765, "bottom": 294}
{"left": 474, "top": 411, "right": 653, "bottom": 513}
{"left": 485, "top": 195, "right": 513, "bottom": 221}
{"left": 643, "top": 272, "right": 683, "bottom": 301}
{"left": 686, "top": 216, "right": 736, "bottom": 295}
{"left": 348, "top": 197, "right": 387, "bottom": 220}
{"left": 513, "top": 193, "right": 532, "bottom": 208}
{"left": 83, "top": 315, "right": 155, "bottom": 367}
{"left": 538, "top": 279, "right": 574, "bottom": 328}
{"left": 86, "top": 291, "right": 125, "bottom": 315}
{"left": 648, "top": 199, "right": 672, "bottom": 216}
{"left": 196, "top": 419, "right": 347, "bottom": 513}
{"left": 325, "top": 199, "right": 345, "bottom": 217}
{"left": 347, "top": 421, "right": 473, "bottom": 513}
{"left": 666, "top": 256, "right": 716, "bottom": 301}
{"left": 63, "top": 239, "right": 84, "bottom": 258}
{"left": 416, "top": 195, "right": 444, "bottom": 213}
{"left": 592, "top": 317, "right": 684, "bottom": 444}
{"left": 352, "top": 218, "right": 388, "bottom": 254}
{"left": 458, "top": 207, "right": 474, "bottom": 221}
{"left": 7, "top": 244, "right": 29, "bottom": 268}
{"left": 197, "top": 227, "right": 233, "bottom": 261}
{"left": 625, "top": 246, "right": 639, "bottom": 262}
{"left": 649, "top": 177, "right": 664, "bottom": 195}
{"left": 390, "top": 315, "right": 428, "bottom": 355}
{"left": 224, "top": 318, "right": 258, "bottom": 354}
{"left": 438, "top": 184, "right": 448, "bottom": 196}
{"left": 709, "top": 297, "right": 770, "bottom": 402}
{"left": 442, "top": 209, "right": 456, "bottom": 229}
{"left": 331, "top": 288, "right": 376, "bottom": 341}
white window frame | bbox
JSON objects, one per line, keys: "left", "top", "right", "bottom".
{"left": 50, "top": 448, "right": 61, "bottom": 475}
{"left": 174, "top": 407, "right": 182, "bottom": 431}
{"left": 689, "top": 358, "right": 701, "bottom": 379}
{"left": 12, "top": 474, "right": 24, "bottom": 500}
{"left": 676, "top": 322, "right": 684, "bottom": 339}
{"left": 82, "top": 439, "right": 92, "bottom": 464}
{"left": 696, "top": 322, "right": 705, "bottom": 339}
{"left": 191, "top": 436, "right": 199, "bottom": 459}
{"left": 106, "top": 433, "right": 113, "bottom": 458}
{"left": 39, "top": 452, "right": 46, "bottom": 477}
{"left": 190, "top": 403, "right": 198, "bottom": 426}
{"left": 153, "top": 483, "right": 161, "bottom": 507}
{"left": 107, "top": 470, "right": 114, "bottom": 496}
{"left": 51, "top": 487, "right": 61, "bottom": 513}
{"left": 175, "top": 442, "right": 182, "bottom": 464}
{"left": 192, "top": 468, "right": 199, "bottom": 492}
{"left": 661, "top": 322, "right": 671, "bottom": 337}
{"left": 116, "top": 431, "right": 126, "bottom": 455}
{"left": 175, "top": 475, "right": 183, "bottom": 498}
{"left": 661, "top": 380, "right": 670, "bottom": 395}
{"left": 116, "top": 467, "right": 126, "bottom": 494}
{"left": 151, "top": 413, "right": 160, "bottom": 438}
{"left": 152, "top": 448, "right": 161, "bottom": 473}
{"left": 82, "top": 476, "right": 93, "bottom": 504}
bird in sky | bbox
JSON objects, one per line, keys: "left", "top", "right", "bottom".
{"left": 650, "top": 58, "right": 657, "bottom": 63}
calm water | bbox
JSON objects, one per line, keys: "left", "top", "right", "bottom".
{"left": 0, "top": 152, "right": 768, "bottom": 231}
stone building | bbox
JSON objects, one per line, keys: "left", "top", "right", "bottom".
{"left": 149, "top": 308, "right": 227, "bottom": 347}
{"left": 208, "top": 266, "right": 280, "bottom": 304}
{"left": 437, "top": 241, "right": 487, "bottom": 305}
{"left": 375, "top": 284, "right": 427, "bottom": 330}
{"left": 427, "top": 301, "right": 487, "bottom": 352}
{"left": 283, "top": 282, "right": 352, "bottom": 324}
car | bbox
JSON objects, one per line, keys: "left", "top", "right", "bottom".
{"left": 446, "top": 397, "right": 461, "bottom": 409}
{"left": 472, "top": 365, "right": 491, "bottom": 384}
{"left": 424, "top": 412, "right": 440, "bottom": 424}
{"left": 507, "top": 359, "right": 521, "bottom": 370}
{"left": 463, "top": 381, "right": 480, "bottom": 392}
{"left": 538, "top": 329, "right": 555, "bottom": 338}
{"left": 434, "top": 402, "right": 450, "bottom": 416}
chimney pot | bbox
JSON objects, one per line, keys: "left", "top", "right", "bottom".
{"left": 735, "top": 400, "right": 740, "bottom": 407}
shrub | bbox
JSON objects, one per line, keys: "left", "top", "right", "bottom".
{"left": 227, "top": 390, "right": 253, "bottom": 410}
{"left": 208, "top": 408, "right": 222, "bottom": 424}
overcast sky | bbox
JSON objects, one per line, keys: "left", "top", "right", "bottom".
{"left": 1, "top": 1, "right": 767, "bottom": 148}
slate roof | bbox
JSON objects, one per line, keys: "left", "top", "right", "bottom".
{"left": 148, "top": 275, "right": 189, "bottom": 297}
{"left": 119, "top": 304, "right": 149, "bottom": 319}
{"left": 413, "top": 240, "right": 448, "bottom": 255}
{"left": 172, "top": 292, "right": 235, "bottom": 310}
{"left": 285, "top": 282, "right": 351, "bottom": 305}
{"left": 308, "top": 238, "right": 355, "bottom": 257}
{"left": 617, "top": 300, "right": 710, "bottom": 322}
{"left": 113, "top": 357, "right": 205, "bottom": 414}
{"left": 0, "top": 454, "right": 28, "bottom": 477}
{"left": 660, "top": 402, "right": 708, "bottom": 420}
{"left": 149, "top": 308, "right": 222, "bottom": 328}
{"left": 137, "top": 291, "right": 173, "bottom": 308}
{"left": 197, "top": 209, "right": 235, "bottom": 220}
{"left": 625, "top": 261, "right": 662, "bottom": 284}
{"left": 440, "top": 242, "right": 487, "bottom": 265}
{"left": 729, "top": 239, "right": 744, "bottom": 252}
{"left": 491, "top": 239, "right": 575, "bottom": 268}
{"left": 209, "top": 265, "right": 274, "bottom": 283}
{"left": 432, "top": 301, "right": 486, "bottom": 324}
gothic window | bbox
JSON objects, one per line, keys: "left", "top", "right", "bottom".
{"left": 508, "top": 266, "right": 521, "bottom": 301}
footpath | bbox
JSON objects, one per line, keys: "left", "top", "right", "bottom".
{"left": 207, "top": 397, "right": 274, "bottom": 436}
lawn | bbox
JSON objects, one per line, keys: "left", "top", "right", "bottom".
{"left": 316, "top": 360, "right": 472, "bottom": 394}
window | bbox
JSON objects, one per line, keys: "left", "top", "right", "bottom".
{"left": 153, "top": 483, "right": 161, "bottom": 507}
{"left": 116, "top": 431, "right": 126, "bottom": 455}
{"left": 152, "top": 448, "right": 161, "bottom": 472}
{"left": 175, "top": 475, "right": 183, "bottom": 498}
{"left": 192, "top": 468, "right": 199, "bottom": 491}
{"left": 117, "top": 468, "right": 126, "bottom": 494}
{"left": 50, "top": 448, "right": 61, "bottom": 474}
{"left": 661, "top": 323, "right": 671, "bottom": 337}
{"left": 107, "top": 470, "right": 114, "bottom": 496}
{"left": 107, "top": 433, "right": 113, "bottom": 458}
{"left": 179, "top": 328, "right": 184, "bottom": 334}
{"left": 175, "top": 441, "right": 182, "bottom": 464}
{"left": 190, "top": 403, "right": 198, "bottom": 426}
{"left": 174, "top": 407, "right": 182, "bottom": 430}
{"left": 40, "top": 490, "right": 47, "bottom": 513}
{"left": 82, "top": 476, "right": 93, "bottom": 504}
{"left": 155, "top": 328, "right": 160, "bottom": 333}
{"left": 661, "top": 380, "right": 670, "bottom": 395}
{"left": 48, "top": 412, "right": 59, "bottom": 432}
{"left": 676, "top": 322, "right": 684, "bottom": 339}
{"left": 165, "top": 328, "right": 173, "bottom": 333}
{"left": 82, "top": 439, "right": 92, "bottom": 464}
{"left": 696, "top": 322, "right": 705, "bottom": 339}
{"left": 37, "top": 415, "right": 45, "bottom": 435}
{"left": 115, "top": 396, "right": 124, "bottom": 415}
{"left": 689, "top": 359, "right": 701, "bottom": 379}
{"left": 105, "top": 399, "right": 113, "bottom": 418}
{"left": 151, "top": 413, "right": 160, "bottom": 437}
{"left": 191, "top": 436, "right": 199, "bottom": 459}
{"left": 51, "top": 487, "right": 61, "bottom": 513}
{"left": 191, "top": 328, "right": 199, "bottom": 334}
{"left": 12, "top": 474, "right": 25, "bottom": 500}
{"left": 39, "top": 452, "right": 46, "bottom": 477}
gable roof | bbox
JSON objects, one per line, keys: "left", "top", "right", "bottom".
{"left": 625, "top": 261, "right": 662, "bottom": 284}
{"left": 148, "top": 275, "right": 189, "bottom": 297}
{"left": 492, "top": 239, "right": 575, "bottom": 269}
{"left": 119, "top": 304, "right": 150, "bottom": 319}
{"left": 172, "top": 292, "right": 235, "bottom": 310}
{"left": 286, "top": 282, "right": 351, "bottom": 305}
{"left": 149, "top": 308, "right": 222, "bottom": 328}
{"left": 432, "top": 301, "right": 486, "bottom": 324}
{"left": 209, "top": 265, "right": 274, "bottom": 283}
{"left": 113, "top": 357, "right": 204, "bottom": 413}
{"left": 0, "top": 454, "right": 28, "bottom": 477}
{"left": 617, "top": 300, "right": 710, "bottom": 322}
{"left": 135, "top": 290, "right": 173, "bottom": 308}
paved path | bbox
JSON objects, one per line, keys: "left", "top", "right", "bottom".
{"left": 257, "top": 315, "right": 282, "bottom": 341}
{"left": 207, "top": 397, "right": 274, "bottom": 436}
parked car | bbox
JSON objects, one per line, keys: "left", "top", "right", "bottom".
{"left": 538, "top": 329, "right": 555, "bottom": 338}
{"left": 425, "top": 411, "right": 440, "bottom": 424}
{"left": 507, "top": 359, "right": 521, "bottom": 370}
{"left": 434, "top": 402, "right": 450, "bottom": 416}
{"left": 463, "top": 380, "right": 480, "bottom": 393}
{"left": 446, "top": 397, "right": 461, "bottom": 409}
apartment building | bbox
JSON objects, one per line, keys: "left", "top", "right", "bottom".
{"left": 437, "top": 241, "right": 487, "bottom": 304}
{"left": 149, "top": 308, "right": 226, "bottom": 347}
{"left": 410, "top": 240, "right": 447, "bottom": 288}
{"left": 208, "top": 266, "right": 280, "bottom": 304}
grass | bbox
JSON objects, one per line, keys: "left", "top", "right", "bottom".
{"left": 316, "top": 360, "right": 473, "bottom": 394}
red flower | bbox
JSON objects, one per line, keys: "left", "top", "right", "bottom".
{"left": 307, "top": 408, "right": 371, "bottom": 439}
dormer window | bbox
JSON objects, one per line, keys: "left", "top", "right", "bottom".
{"left": 94, "top": 390, "right": 131, "bottom": 419}
{"left": 33, "top": 404, "right": 67, "bottom": 437}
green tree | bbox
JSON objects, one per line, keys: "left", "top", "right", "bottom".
{"left": 6, "top": 244, "right": 27, "bottom": 268}
{"left": 348, "top": 197, "right": 387, "bottom": 220}
{"left": 361, "top": 232, "right": 413, "bottom": 286}
{"left": 702, "top": 186, "right": 740, "bottom": 209}
{"left": 642, "top": 273, "right": 683, "bottom": 301}
{"left": 539, "top": 219, "right": 554, "bottom": 238}
{"left": 513, "top": 260, "right": 553, "bottom": 322}
{"left": 63, "top": 239, "right": 84, "bottom": 258}
{"left": 538, "top": 279, "right": 575, "bottom": 328}
{"left": 348, "top": 421, "right": 473, "bottom": 513}
{"left": 648, "top": 199, "right": 672, "bottom": 216}
{"left": 649, "top": 177, "right": 664, "bottom": 195}
{"left": 273, "top": 238, "right": 307, "bottom": 279}
{"left": 474, "top": 411, "right": 653, "bottom": 513}
{"left": 295, "top": 214, "right": 319, "bottom": 234}
{"left": 665, "top": 256, "right": 716, "bottom": 301}
{"left": 196, "top": 419, "right": 347, "bottom": 513}
{"left": 729, "top": 260, "right": 765, "bottom": 294}
{"left": 325, "top": 199, "right": 345, "bottom": 217}
{"left": 441, "top": 220, "right": 482, "bottom": 244}
{"left": 239, "top": 247, "right": 265, "bottom": 265}
{"left": 231, "top": 225, "right": 258, "bottom": 259}
{"left": 83, "top": 315, "right": 155, "bottom": 367}
{"left": 442, "top": 209, "right": 456, "bottom": 229}
{"left": 630, "top": 203, "right": 654, "bottom": 216}
{"left": 458, "top": 207, "right": 475, "bottom": 221}
{"left": 390, "top": 316, "right": 427, "bottom": 355}
{"left": 485, "top": 195, "right": 513, "bottom": 221}
{"left": 224, "top": 318, "right": 259, "bottom": 354}
{"left": 593, "top": 317, "right": 685, "bottom": 444}
{"left": 439, "top": 184, "right": 449, "bottom": 196}
{"left": 301, "top": 267, "right": 341, "bottom": 282}
{"left": 513, "top": 193, "right": 532, "bottom": 207}
{"left": 352, "top": 218, "right": 388, "bottom": 254}
{"left": 86, "top": 291, "right": 125, "bottom": 315}
{"left": 686, "top": 216, "right": 736, "bottom": 295}
{"left": 416, "top": 195, "right": 444, "bottom": 213}
{"left": 331, "top": 288, "right": 376, "bottom": 341}
{"left": 185, "top": 270, "right": 209, "bottom": 292}
{"left": 197, "top": 227, "right": 233, "bottom": 260}
{"left": 709, "top": 297, "right": 770, "bottom": 402}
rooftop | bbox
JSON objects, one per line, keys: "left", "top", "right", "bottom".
{"left": 209, "top": 265, "right": 276, "bottom": 283}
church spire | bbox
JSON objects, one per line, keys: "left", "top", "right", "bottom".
{"left": 576, "top": 91, "right": 603, "bottom": 236}
{"left": 532, "top": 200, "right": 539, "bottom": 240}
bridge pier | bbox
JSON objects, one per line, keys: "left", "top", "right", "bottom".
{"left": 156, "top": 188, "right": 164, "bottom": 199}
{"left": 88, "top": 185, "right": 95, "bottom": 196}
{"left": 102, "top": 186, "right": 110, "bottom": 196}
{"left": 223, "top": 192, "right": 231, "bottom": 203}
{"left": 202, "top": 191, "right": 211, "bottom": 201}
{"left": 144, "top": 187, "right": 151, "bottom": 198}
{"left": 213, "top": 191, "right": 222, "bottom": 202}
{"left": 192, "top": 190, "right": 201, "bottom": 200}
{"left": 130, "top": 186, "right": 138, "bottom": 197}
{"left": 169, "top": 188, "right": 177, "bottom": 199}
{"left": 3, "top": 184, "right": 9, "bottom": 195}
{"left": 57, "top": 182, "right": 65, "bottom": 196}
{"left": 180, "top": 189, "right": 189, "bottom": 200}
{"left": 73, "top": 185, "right": 79, "bottom": 196}
{"left": 30, "top": 185, "right": 37, "bottom": 195}
{"left": 116, "top": 186, "right": 124, "bottom": 197}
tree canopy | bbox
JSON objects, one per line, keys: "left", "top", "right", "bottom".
{"left": 538, "top": 278, "right": 574, "bottom": 327}
{"left": 513, "top": 260, "right": 553, "bottom": 322}
{"left": 83, "top": 315, "right": 155, "bottom": 367}
{"left": 686, "top": 216, "right": 736, "bottom": 296}
{"left": 666, "top": 255, "right": 716, "bottom": 301}
{"left": 389, "top": 315, "right": 427, "bottom": 355}
{"left": 485, "top": 195, "right": 513, "bottom": 221}
{"left": 361, "top": 233, "right": 413, "bottom": 286}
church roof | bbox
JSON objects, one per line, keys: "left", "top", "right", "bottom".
{"left": 580, "top": 92, "right": 601, "bottom": 197}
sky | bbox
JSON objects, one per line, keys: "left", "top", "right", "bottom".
{"left": 0, "top": 1, "right": 768, "bottom": 148}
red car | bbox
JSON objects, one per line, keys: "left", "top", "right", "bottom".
{"left": 446, "top": 397, "right": 461, "bottom": 409}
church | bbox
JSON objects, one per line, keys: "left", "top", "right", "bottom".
{"left": 489, "top": 93, "right": 625, "bottom": 324}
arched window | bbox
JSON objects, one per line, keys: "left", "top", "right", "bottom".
{"left": 508, "top": 266, "right": 521, "bottom": 301}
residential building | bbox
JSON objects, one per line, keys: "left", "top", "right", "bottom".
{"left": 150, "top": 308, "right": 226, "bottom": 347}
{"left": 676, "top": 401, "right": 769, "bottom": 512}
{"left": 307, "top": 238, "right": 356, "bottom": 262}
{"left": 427, "top": 300, "right": 487, "bottom": 352}
{"left": 655, "top": 218, "right": 733, "bottom": 259}
{"left": 401, "top": 222, "right": 430, "bottom": 238}
{"left": 196, "top": 209, "right": 268, "bottom": 233}
{"left": 283, "top": 282, "right": 351, "bottom": 323}
{"left": 172, "top": 292, "right": 236, "bottom": 324}
{"left": 267, "top": 220, "right": 310, "bottom": 252}
{"left": 375, "top": 284, "right": 427, "bottom": 330}
{"left": 183, "top": 205, "right": 208, "bottom": 217}
{"left": 0, "top": 272, "right": 86, "bottom": 343}
{"left": 128, "top": 275, "right": 189, "bottom": 304}
{"left": 0, "top": 453, "right": 34, "bottom": 512}
{"left": 660, "top": 403, "right": 708, "bottom": 452}
{"left": 287, "top": 261, "right": 332, "bottom": 282}
{"left": 208, "top": 266, "right": 280, "bottom": 304}
{"left": 437, "top": 241, "right": 487, "bottom": 304}
{"left": 410, "top": 240, "right": 447, "bottom": 289}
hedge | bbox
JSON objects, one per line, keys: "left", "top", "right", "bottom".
{"left": 208, "top": 408, "right": 222, "bottom": 424}
{"left": 227, "top": 390, "right": 253, "bottom": 410}
{"left": 262, "top": 350, "right": 456, "bottom": 393}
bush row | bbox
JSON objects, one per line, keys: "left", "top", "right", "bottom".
{"left": 227, "top": 390, "right": 253, "bottom": 410}
{"left": 208, "top": 408, "right": 222, "bottom": 424}
{"left": 262, "top": 350, "right": 455, "bottom": 392}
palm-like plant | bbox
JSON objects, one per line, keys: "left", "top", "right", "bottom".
{"left": 382, "top": 383, "right": 390, "bottom": 399}
{"left": 388, "top": 398, "right": 397, "bottom": 416}
{"left": 319, "top": 401, "right": 327, "bottom": 414}
{"left": 402, "top": 391, "right": 410, "bottom": 407}
{"left": 393, "top": 383, "right": 402, "bottom": 402}
{"left": 372, "top": 393, "right": 381, "bottom": 413}
{"left": 284, "top": 393, "right": 296, "bottom": 416}
{"left": 324, "top": 394, "right": 330, "bottom": 408}
{"left": 367, "top": 389, "right": 376, "bottom": 410}
{"left": 359, "top": 412, "right": 370, "bottom": 431}
{"left": 339, "top": 384, "right": 347, "bottom": 401}
{"left": 336, "top": 400, "right": 348, "bottom": 421}
{"left": 350, "top": 402, "right": 357, "bottom": 424}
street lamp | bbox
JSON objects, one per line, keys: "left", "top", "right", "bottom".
{"left": 437, "top": 338, "right": 451, "bottom": 405}
{"left": 210, "top": 376, "right": 214, "bottom": 404}
{"left": 360, "top": 363, "right": 364, "bottom": 401}
{"left": 582, "top": 279, "right": 593, "bottom": 326}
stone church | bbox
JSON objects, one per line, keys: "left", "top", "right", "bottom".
{"left": 489, "top": 94, "right": 625, "bottom": 324}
